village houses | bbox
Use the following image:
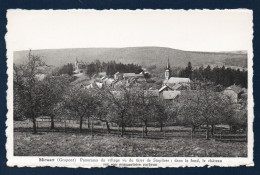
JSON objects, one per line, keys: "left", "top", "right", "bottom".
{"left": 72, "top": 58, "right": 244, "bottom": 104}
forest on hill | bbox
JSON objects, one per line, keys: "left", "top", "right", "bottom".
{"left": 178, "top": 62, "right": 247, "bottom": 88}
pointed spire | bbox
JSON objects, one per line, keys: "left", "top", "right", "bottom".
{"left": 167, "top": 58, "right": 170, "bottom": 69}
{"left": 165, "top": 57, "right": 171, "bottom": 80}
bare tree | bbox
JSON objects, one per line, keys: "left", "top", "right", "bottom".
{"left": 102, "top": 87, "right": 135, "bottom": 137}
{"left": 134, "top": 89, "right": 158, "bottom": 136}
{"left": 13, "top": 51, "right": 45, "bottom": 133}
{"left": 154, "top": 98, "right": 177, "bottom": 132}
{"left": 63, "top": 87, "right": 100, "bottom": 133}
{"left": 178, "top": 82, "right": 230, "bottom": 139}
{"left": 38, "top": 74, "right": 70, "bottom": 129}
{"left": 94, "top": 89, "right": 114, "bottom": 133}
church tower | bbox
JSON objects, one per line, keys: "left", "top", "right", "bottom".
{"left": 165, "top": 58, "right": 171, "bottom": 80}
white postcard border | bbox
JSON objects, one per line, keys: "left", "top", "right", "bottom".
{"left": 6, "top": 9, "right": 254, "bottom": 168}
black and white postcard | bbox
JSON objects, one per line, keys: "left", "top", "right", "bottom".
{"left": 6, "top": 9, "right": 254, "bottom": 167}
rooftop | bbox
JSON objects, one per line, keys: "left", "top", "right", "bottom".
{"left": 162, "top": 91, "right": 181, "bottom": 100}
{"left": 226, "top": 85, "right": 244, "bottom": 94}
{"left": 123, "top": 73, "right": 144, "bottom": 78}
{"left": 163, "top": 77, "right": 191, "bottom": 84}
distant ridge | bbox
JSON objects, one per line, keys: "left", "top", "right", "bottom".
{"left": 13, "top": 47, "right": 247, "bottom": 68}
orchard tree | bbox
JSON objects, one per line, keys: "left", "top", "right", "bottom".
{"left": 154, "top": 99, "right": 178, "bottom": 132}
{"left": 228, "top": 110, "right": 247, "bottom": 132}
{"left": 38, "top": 74, "right": 70, "bottom": 129}
{"left": 103, "top": 87, "right": 136, "bottom": 137}
{"left": 134, "top": 89, "right": 157, "bottom": 136}
{"left": 93, "top": 89, "right": 115, "bottom": 133}
{"left": 63, "top": 87, "right": 100, "bottom": 133}
{"left": 199, "top": 90, "right": 228, "bottom": 137}
{"left": 178, "top": 82, "right": 230, "bottom": 139}
{"left": 13, "top": 51, "right": 45, "bottom": 133}
{"left": 177, "top": 91, "right": 203, "bottom": 138}
{"left": 13, "top": 65, "right": 25, "bottom": 121}
{"left": 222, "top": 95, "right": 247, "bottom": 132}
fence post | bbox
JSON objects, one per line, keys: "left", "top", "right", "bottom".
{"left": 142, "top": 126, "right": 144, "bottom": 138}
{"left": 64, "top": 118, "right": 66, "bottom": 133}
{"left": 91, "top": 120, "right": 94, "bottom": 139}
{"left": 191, "top": 128, "right": 193, "bottom": 140}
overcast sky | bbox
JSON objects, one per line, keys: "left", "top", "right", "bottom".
{"left": 6, "top": 9, "right": 253, "bottom": 52}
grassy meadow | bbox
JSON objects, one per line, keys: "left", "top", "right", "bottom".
{"left": 14, "top": 121, "right": 247, "bottom": 157}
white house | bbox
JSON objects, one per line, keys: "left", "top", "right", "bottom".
{"left": 222, "top": 85, "right": 245, "bottom": 103}
{"left": 123, "top": 73, "right": 144, "bottom": 79}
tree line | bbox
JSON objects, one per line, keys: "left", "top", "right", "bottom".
{"left": 14, "top": 54, "right": 247, "bottom": 138}
{"left": 53, "top": 63, "right": 74, "bottom": 76}
{"left": 53, "top": 60, "right": 143, "bottom": 78}
{"left": 178, "top": 62, "right": 247, "bottom": 88}
{"left": 86, "top": 60, "right": 143, "bottom": 77}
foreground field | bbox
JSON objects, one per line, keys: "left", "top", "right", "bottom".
{"left": 14, "top": 131, "right": 247, "bottom": 157}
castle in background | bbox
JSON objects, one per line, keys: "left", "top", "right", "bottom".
{"left": 74, "top": 58, "right": 84, "bottom": 74}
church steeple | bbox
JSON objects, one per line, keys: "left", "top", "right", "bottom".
{"left": 167, "top": 58, "right": 170, "bottom": 69}
{"left": 165, "top": 58, "right": 171, "bottom": 80}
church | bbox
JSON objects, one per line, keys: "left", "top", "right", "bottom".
{"left": 162, "top": 58, "right": 191, "bottom": 89}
